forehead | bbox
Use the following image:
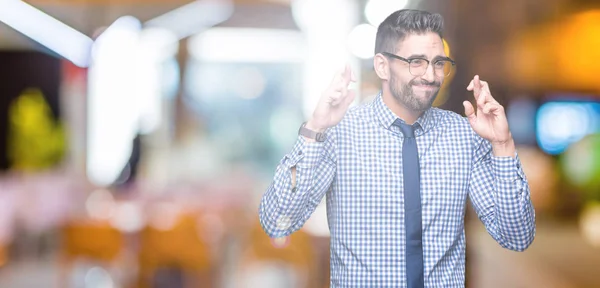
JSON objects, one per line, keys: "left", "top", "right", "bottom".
{"left": 395, "top": 32, "right": 445, "bottom": 57}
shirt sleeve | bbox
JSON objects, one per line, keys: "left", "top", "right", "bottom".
{"left": 258, "top": 127, "right": 337, "bottom": 238}
{"left": 467, "top": 136, "right": 536, "bottom": 251}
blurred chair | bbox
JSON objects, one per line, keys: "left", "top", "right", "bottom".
{"left": 59, "top": 220, "right": 124, "bottom": 287}
{"left": 136, "top": 211, "right": 214, "bottom": 288}
{"left": 235, "top": 220, "right": 317, "bottom": 288}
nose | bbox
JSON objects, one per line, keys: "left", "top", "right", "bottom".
{"left": 421, "top": 63, "right": 436, "bottom": 83}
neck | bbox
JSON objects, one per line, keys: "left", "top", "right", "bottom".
{"left": 381, "top": 85, "right": 424, "bottom": 125}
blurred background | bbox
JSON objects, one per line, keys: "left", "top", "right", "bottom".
{"left": 0, "top": 0, "right": 599, "bottom": 287}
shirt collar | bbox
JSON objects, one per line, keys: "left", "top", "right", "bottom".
{"left": 372, "top": 92, "right": 436, "bottom": 135}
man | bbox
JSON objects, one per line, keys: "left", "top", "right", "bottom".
{"left": 259, "top": 9, "right": 535, "bottom": 288}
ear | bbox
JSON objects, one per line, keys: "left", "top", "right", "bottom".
{"left": 373, "top": 53, "right": 390, "bottom": 81}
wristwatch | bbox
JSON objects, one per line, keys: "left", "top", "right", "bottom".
{"left": 298, "top": 122, "right": 327, "bottom": 142}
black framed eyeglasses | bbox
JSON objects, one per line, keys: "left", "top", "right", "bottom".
{"left": 381, "top": 52, "right": 456, "bottom": 77}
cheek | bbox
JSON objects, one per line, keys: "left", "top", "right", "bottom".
{"left": 390, "top": 68, "right": 414, "bottom": 86}
{"left": 437, "top": 74, "right": 445, "bottom": 83}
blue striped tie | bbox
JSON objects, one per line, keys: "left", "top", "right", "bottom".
{"left": 395, "top": 120, "right": 424, "bottom": 288}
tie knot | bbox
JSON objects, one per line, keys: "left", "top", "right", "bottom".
{"left": 394, "top": 119, "right": 415, "bottom": 137}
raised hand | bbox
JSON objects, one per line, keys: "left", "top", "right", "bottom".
{"left": 463, "top": 75, "right": 515, "bottom": 156}
{"left": 306, "top": 64, "right": 356, "bottom": 132}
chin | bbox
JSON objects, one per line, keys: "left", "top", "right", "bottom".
{"left": 416, "top": 95, "right": 437, "bottom": 106}
{"left": 418, "top": 97, "right": 438, "bottom": 111}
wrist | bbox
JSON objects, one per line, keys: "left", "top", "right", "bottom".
{"left": 491, "top": 137, "right": 516, "bottom": 157}
{"left": 300, "top": 121, "right": 328, "bottom": 143}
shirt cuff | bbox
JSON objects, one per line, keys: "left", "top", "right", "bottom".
{"left": 491, "top": 152, "right": 526, "bottom": 181}
{"left": 284, "top": 136, "right": 324, "bottom": 169}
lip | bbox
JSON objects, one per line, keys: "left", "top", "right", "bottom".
{"left": 413, "top": 85, "right": 438, "bottom": 90}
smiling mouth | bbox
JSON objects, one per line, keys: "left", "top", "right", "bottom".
{"left": 413, "top": 85, "right": 438, "bottom": 89}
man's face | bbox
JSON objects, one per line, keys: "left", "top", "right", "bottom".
{"left": 388, "top": 32, "right": 446, "bottom": 112}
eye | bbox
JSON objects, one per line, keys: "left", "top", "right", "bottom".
{"left": 409, "top": 59, "right": 426, "bottom": 66}
{"left": 434, "top": 60, "right": 447, "bottom": 68}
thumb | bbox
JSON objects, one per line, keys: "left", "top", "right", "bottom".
{"left": 463, "top": 101, "right": 476, "bottom": 124}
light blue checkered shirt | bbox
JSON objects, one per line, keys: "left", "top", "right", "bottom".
{"left": 259, "top": 93, "right": 536, "bottom": 287}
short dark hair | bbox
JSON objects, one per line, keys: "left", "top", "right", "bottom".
{"left": 374, "top": 9, "right": 444, "bottom": 55}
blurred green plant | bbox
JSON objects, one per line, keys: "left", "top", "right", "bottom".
{"left": 7, "top": 88, "right": 66, "bottom": 171}
{"left": 561, "top": 133, "right": 600, "bottom": 202}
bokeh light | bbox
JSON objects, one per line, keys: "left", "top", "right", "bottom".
{"left": 536, "top": 101, "right": 600, "bottom": 155}
{"left": 347, "top": 24, "right": 377, "bottom": 59}
{"left": 562, "top": 133, "right": 600, "bottom": 198}
{"left": 580, "top": 202, "right": 600, "bottom": 248}
{"left": 364, "top": 0, "right": 410, "bottom": 28}
{"left": 85, "top": 189, "right": 116, "bottom": 220}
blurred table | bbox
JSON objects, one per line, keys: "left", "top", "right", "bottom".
{"left": 467, "top": 219, "right": 600, "bottom": 288}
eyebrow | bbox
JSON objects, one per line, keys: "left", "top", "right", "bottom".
{"left": 406, "top": 54, "right": 451, "bottom": 62}
{"left": 406, "top": 54, "right": 428, "bottom": 59}
{"left": 432, "top": 56, "right": 452, "bottom": 62}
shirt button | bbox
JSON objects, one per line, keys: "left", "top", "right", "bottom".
{"left": 298, "top": 151, "right": 302, "bottom": 155}
{"left": 292, "top": 187, "right": 298, "bottom": 193}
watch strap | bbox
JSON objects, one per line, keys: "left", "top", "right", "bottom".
{"left": 298, "top": 122, "right": 326, "bottom": 142}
